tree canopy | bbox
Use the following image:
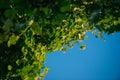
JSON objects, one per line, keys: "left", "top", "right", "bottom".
{"left": 0, "top": 0, "right": 120, "bottom": 79}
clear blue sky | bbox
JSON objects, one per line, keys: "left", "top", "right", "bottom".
{"left": 44, "top": 32, "right": 120, "bottom": 80}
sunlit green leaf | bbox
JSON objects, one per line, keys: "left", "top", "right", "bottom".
{"left": 8, "top": 65, "right": 12, "bottom": 71}
{"left": 7, "top": 34, "right": 19, "bottom": 47}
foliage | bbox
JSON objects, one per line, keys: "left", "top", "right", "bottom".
{"left": 0, "top": 0, "right": 120, "bottom": 79}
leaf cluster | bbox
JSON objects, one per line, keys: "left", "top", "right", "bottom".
{"left": 0, "top": 0, "right": 120, "bottom": 79}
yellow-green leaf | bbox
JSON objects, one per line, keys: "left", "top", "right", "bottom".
{"left": 7, "top": 34, "right": 19, "bottom": 47}
{"left": 98, "top": 31, "right": 102, "bottom": 38}
{"left": 28, "top": 19, "right": 34, "bottom": 26}
{"left": 8, "top": 65, "right": 12, "bottom": 71}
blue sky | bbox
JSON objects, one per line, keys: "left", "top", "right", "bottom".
{"left": 44, "top": 32, "right": 120, "bottom": 80}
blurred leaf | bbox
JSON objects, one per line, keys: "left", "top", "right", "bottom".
{"left": 28, "top": 19, "right": 34, "bottom": 26}
{"left": 85, "top": 36, "right": 88, "bottom": 40}
{"left": 60, "top": 5, "right": 70, "bottom": 12}
{"left": 40, "top": 67, "right": 49, "bottom": 80}
{"left": 41, "top": 7, "right": 49, "bottom": 15}
{"left": 68, "top": 44, "right": 74, "bottom": 48}
{"left": 4, "top": 9, "right": 17, "bottom": 18}
{"left": 0, "top": 36, "right": 3, "bottom": 44}
{"left": 31, "top": 22, "right": 42, "bottom": 35}
{"left": 61, "top": 46, "right": 68, "bottom": 51}
{"left": 98, "top": 31, "right": 102, "bottom": 38}
{"left": 7, "top": 34, "right": 19, "bottom": 47}
{"left": 52, "top": 14, "right": 66, "bottom": 25}
{"left": 3, "top": 19, "right": 13, "bottom": 33}
{"left": 8, "top": 65, "right": 12, "bottom": 71}
{"left": 80, "top": 44, "right": 86, "bottom": 50}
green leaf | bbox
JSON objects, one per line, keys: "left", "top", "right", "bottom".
{"left": 68, "top": 44, "right": 73, "bottom": 48}
{"left": 31, "top": 22, "right": 42, "bottom": 35}
{"left": 61, "top": 46, "right": 68, "bottom": 51}
{"left": 52, "top": 14, "right": 66, "bottom": 25}
{"left": 3, "top": 19, "right": 13, "bottom": 33}
{"left": 60, "top": 5, "right": 70, "bottom": 12}
{"left": 42, "top": 7, "right": 49, "bottom": 15}
{"left": 4, "top": 9, "right": 17, "bottom": 18}
{"left": 98, "top": 31, "right": 102, "bottom": 38}
{"left": 7, "top": 34, "right": 19, "bottom": 47}
{"left": 80, "top": 44, "right": 86, "bottom": 50}
{"left": 8, "top": 65, "right": 12, "bottom": 71}
{"left": 0, "top": 36, "right": 3, "bottom": 44}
